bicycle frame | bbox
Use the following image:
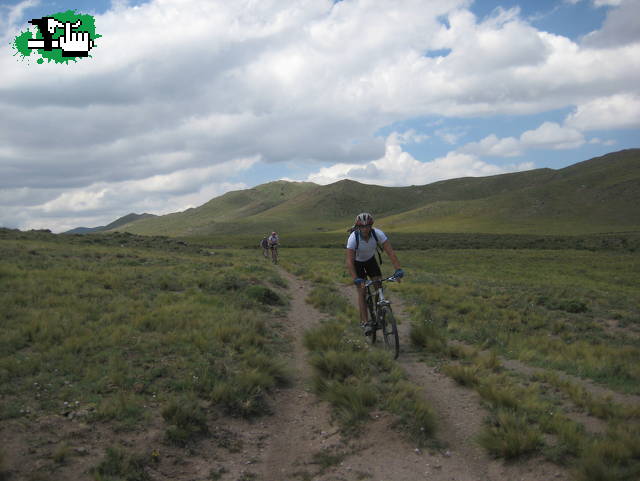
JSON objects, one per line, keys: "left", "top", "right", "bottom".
{"left": 363, "top": 275, "right": 400, "bottom": 358}
{"left": 363, "top": 276, "right": 394, "bottom": 327}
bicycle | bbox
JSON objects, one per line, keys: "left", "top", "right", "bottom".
{"left": 364, "top": 275, "right": 400, "bottom": 359}
{"left": 270, "top": 245, "right": 278, "bottom": 264}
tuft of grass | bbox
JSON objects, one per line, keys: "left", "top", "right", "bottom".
{"left": 443, "top": 363, "right": 480, "bottom": 387}
{"left": 310, "top": 447, "right": 349, "bottom": 474}
{"left": 573, "top": 424, "right": 640, "bottom": 481}
{"left": 478, "top": 409, "right": 543, "bottom": 459}
{"left": 303, "top": 320, "right": 347, "bottom": 352}
{"left": 162, "top": 396, "right": 209, "bottom": 446}
{"left": 52, "top": 444, "right": 71, "bottom": 464}
{"left": 91, "top": 445, "right": 150, "bottom": 481}
{"left": 477, "top": 351, "right": 501, "bottom": 371}
{"left": 310, "top": 350, "right": 365, "bottom": 381}
{"left": 210, "top": 367, "right": 277, "bottom": 418}
{"left": 387, "top": 381, "right": 437, "bottom": 442}
{"left": 477, "top": 378, "right": 522, "bottom": 411}
{"left": 542, "top": 416, "right": 585, "bottom": 462}
{"left": 306, "top": 285, "right": 351, "bottom": 316}
{"left": 93, "top": 392, "right": 147, "bottom": 429}
{"left": 409, "top": 319, "right": 447, "bottom": 353}
{"left": 208, "top": 466, "right": 228, "bottom": 480}
{"left": 244, "top": 285, "right": 285, "bottom": 306}
{"left": 315, "top": 378, "right": 378, "bottom": 431}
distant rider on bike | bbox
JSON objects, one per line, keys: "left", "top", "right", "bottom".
{"left": 345, "top": 213, "right": 404, "bottom": 335}
{"left": 260, "top": 236, "right": 269, "bottom": 258}
{"left": 268, "top": 231, "right": 279, "bottom": 261}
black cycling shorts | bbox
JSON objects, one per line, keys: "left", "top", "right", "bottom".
{"left": 354, "top": 255, "right": 381, "bottom": 280}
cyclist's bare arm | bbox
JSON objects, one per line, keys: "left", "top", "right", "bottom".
{"left": 345, "top": 248, "right": 358, "bottom": 281}
{"left": 382, "top": 240, "right": 401, "bottom": 271}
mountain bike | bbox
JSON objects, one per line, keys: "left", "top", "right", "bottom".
{"left": 364, "top": 275, "right": 400, "bottom": 359}
{"left": 270, "top": 245, "right": 278, "bottom": 264}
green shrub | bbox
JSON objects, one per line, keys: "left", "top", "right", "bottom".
{"left": 310, "top": 350, "right": 363, "bottom": 381}
{"left": 210, "top": 369, "right": 274, "bottom": 418}
{"left": 536, "top": 295, "right": 588, "bottom": 313}
{"left": 162, "top": 396, "right": 209, "bottom": 446}
{"left": 574, "top": 424, "right": 640, "bottom": 481}
{"left": 307, "top": 285, "right": 350, "bottom": 316}
{"left": 91, "top": 445, "right": 150, "bottom": 481}
{"left": 244, "top": 285, "right": 284, "bottom": 306}
{"left": 320, "top": 379, "right": 378, "bottom": 430}
{"left": 443, "top": 363, "right": 480, "bottom": 387}
{"left": 94, "top": 392, "right": 146, "bottom": 428}
{"left": 409, "top": 319, "right": 447, "bottom": 353}
{"left": 477, "top": 379, "right": 521, "bottom": 411}
{"left": 219, "top": 273, "right": 248, "bottom": 291}
{"left": 52, "top": 444, "right": 71, "bottom": 464}
{"left": 303, "top": 321, "right": 346, "bottom": 352}
{"left": 479, "top": 409, "right": 543, "bottom": 459}
{"left": 387, "top": 381, "right": 437, "bottom": 443}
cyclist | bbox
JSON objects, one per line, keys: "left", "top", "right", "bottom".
{"left": 345, "top": 213, "right": 404, "bottom": 335}
{"left": 260, "top": 236, "right": 269, "bottom": 258}
{"left": 267, "top": 231, "right": 279, "bottom": 262}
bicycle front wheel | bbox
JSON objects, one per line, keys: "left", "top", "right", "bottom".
{"left": 380, "top": 306, "right": 399, "bottom": 359}
{"left": 366, "top": 295, "right": 377, "bottom": 345}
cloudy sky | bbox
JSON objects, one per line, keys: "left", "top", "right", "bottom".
{"left": 1, "top": 0, "right": 638, "bottom": 232}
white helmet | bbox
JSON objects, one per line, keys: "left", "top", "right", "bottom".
{"left": 355, "top": 212, "right": 374, "bottom": 226}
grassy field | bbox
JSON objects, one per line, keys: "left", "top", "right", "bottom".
{"left": 2, "top": 229, "right": 639, "bottom": 480}
{"left": 277, "top": 245, "right": 640, "bottom": 480}
{"left": 0, "top": 230, "right": 291, "bottom": 478}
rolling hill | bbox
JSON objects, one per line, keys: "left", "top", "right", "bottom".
{"left": 65, "top": 213, "right": 156, "bottom": 234}
{"left": 102, "top": 149, "right": 639, "bottom": 237}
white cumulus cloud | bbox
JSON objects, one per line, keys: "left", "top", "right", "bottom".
{"left": 565, "top": 94, "right": 640, "bottom": 130}
{"left": 0, "top": 0, "right": 638, "bottom": 231}
{"left": 306, "top": 134, "right": 533, "bottom": 186}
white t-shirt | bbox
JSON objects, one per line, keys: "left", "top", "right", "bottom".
{"left": 346, "top": 228, "right": 387, "bottom": 262}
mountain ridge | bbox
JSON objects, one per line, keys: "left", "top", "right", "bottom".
{"left": 75, "top": 149, "right": 639, "bottom": 236}
{"left": 65, "top": 213, "right": 156, "bottom": 234}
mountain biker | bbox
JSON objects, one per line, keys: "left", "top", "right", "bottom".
{"left": 345, "top": 213, "right": 404, "bottom": 335}
{"left": 260, "top": 236, "right": 269, "bottom": 258}
{"left": 268, "top": 231, "right": 279, "bottom": 249}
{"left": 267, "top": 231, "right": 279, "bottom": 261}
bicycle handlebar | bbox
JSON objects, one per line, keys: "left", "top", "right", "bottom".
{"left": 364, "top": 275, "right": 400, "bottom": 288}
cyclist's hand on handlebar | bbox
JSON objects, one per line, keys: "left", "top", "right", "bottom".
{"left": 354, "top": 277, "right": 364, "bottom": 286}
{"left": 393, "top": 269, "right": 404, "bottom": 279}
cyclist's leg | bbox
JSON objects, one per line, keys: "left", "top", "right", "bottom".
{"left": 365, "top": 256, "right": 382, "bottom": 286}
{"left": 353, "top": 260, "right": 368, "bottom": 325}
{"left": 363, "top": 258, "right": 382, "bottom": 328}
{"left": 357, "top": 284, "right": 367, "bottom": 324}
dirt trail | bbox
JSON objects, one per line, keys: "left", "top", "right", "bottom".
{"left": 249, "top": 269, "right": 569, "bottom": 480}
{"left": 252, "top": 270, "right": 338, "bottom": 480}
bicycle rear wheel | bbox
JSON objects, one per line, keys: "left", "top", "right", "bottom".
{"left": 380, "top": 306, "right": 399, "bottom": 359}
